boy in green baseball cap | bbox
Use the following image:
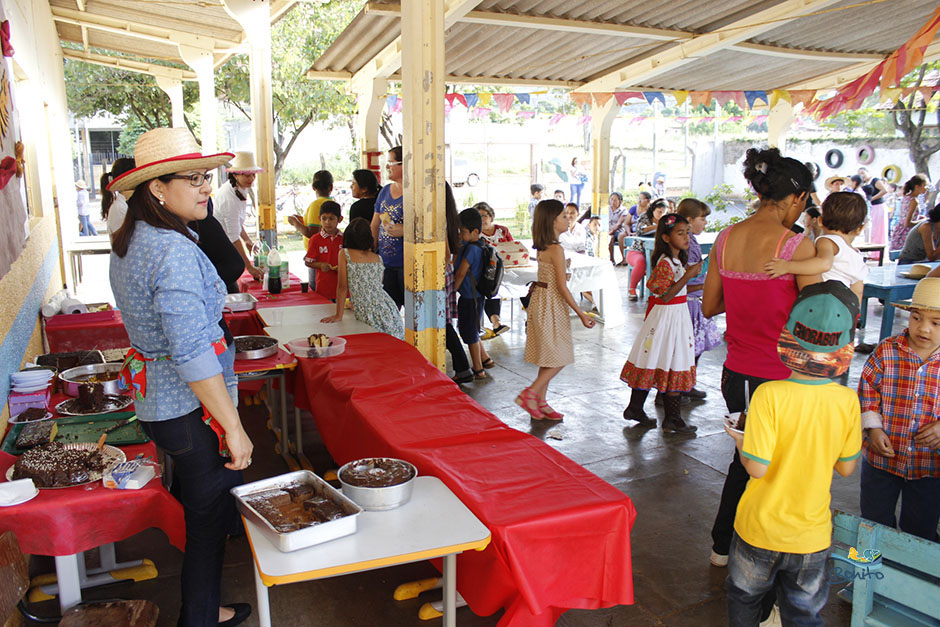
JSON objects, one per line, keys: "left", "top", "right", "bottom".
{"left": 725, "top": 280, "right": 862, "bottom": 626}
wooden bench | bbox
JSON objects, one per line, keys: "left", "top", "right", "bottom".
{"left": 831, "top": 510, "right": 940, "bottom": 626}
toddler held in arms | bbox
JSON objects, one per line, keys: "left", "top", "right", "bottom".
{"left": 764, "top": 191, "right": 868, "bottom": 302}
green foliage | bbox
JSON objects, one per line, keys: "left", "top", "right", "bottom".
{"left": 823, "top": 107, "right": 893, "bottom": 137}
{"left": 279, "top": 148, "right": 358, "bottom": 185}
{"left": 704, "top": 183, "right": 735, "bottom": 213}
{"left": 64, "top": 50, "right": 197, "bottom": 131}
{"left": 502, "top": 200, "right": 531, "bottom": 237}
{"left": 117, "top": 118, "right": 147, "bottom": 155}
{"left": 215, "top": 1, "right": 359, "bottom": 177}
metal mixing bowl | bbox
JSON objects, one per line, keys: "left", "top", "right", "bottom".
{"left": 337, "top": 458, "right": 417, "bottom": 511}
{"left": 59, "top": 363, "right": 127, "bottom": 396}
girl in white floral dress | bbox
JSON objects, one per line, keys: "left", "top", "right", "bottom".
{"left": 321, "top": 218, "right": 404, "bottom": 339}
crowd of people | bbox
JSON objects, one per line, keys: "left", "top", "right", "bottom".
{"left": 94, "top": 128, "right": 940, "bottom": 626}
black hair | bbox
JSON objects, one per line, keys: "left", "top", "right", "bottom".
{"left": 742, "top": 147, "right": 812, "bottom": 202}
{"left": 389, "top": 145, "right": 403, "bottom": 163}
{"left": 849, "top": 174, "right": 862, "bottom": 189}
{"left": 530, "top": 183, "right": 544, "bottom": 195}
{"left": 651, "top": 214, "right": 689, "bottom": 268}
{"left": 319, "top": 200, "right": 342, "bottom": 219}
{"left": 554, "top": 189, "right": 565, "bottom": 196}
{"left": 609, "top": 191, "right": 623, "bottom": 203}
{"left": 473, "top": 201, "right": 495, "bottom": 219}
{"left": 352, "top": 169, "right": 380, "bottom": 197}
{"left": 928, "top": 203, "right": 940, "bottom": 223}
{"left": 564, "top": 202, "right": 579, "bottom": 212}
{"left": 903, "top": 175, "right": 927, "bottom": 196}
{"left": 112, "top": 174, "right": 196, "bottom": 258}
{"left": 646, "top": 198, "right": 667, "bottom": 222}
{"left": 100, "top": 157, "right": 135, "bottom": 219}
{"left": 805, "top": 206, "right": 821, "bottom": 219}
{"left": 638, "top": 191, "right": 652, "bottom": 201}
{"left": 312, "top": 170, "right": 333, "bottom": 194}
{"left": 459, "top": 207, "right": 482, "bottom": 233}
{"left": 820, "top": 192, "right": 867, "bottom": 233}
{"left": 227, "top": 173, "right": 247, "bottom": 201}
{"left": 342, "top": 217, "right": 374, "bottom": 251}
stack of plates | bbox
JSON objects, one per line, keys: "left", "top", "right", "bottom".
{"left": 10, "top": 369, "right": 55, "bottom": 394}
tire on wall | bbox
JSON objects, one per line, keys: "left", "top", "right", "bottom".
{"left": 825, "top": 149, "right": 844, "bottom": 169}
{"left": 882, "top": 165, "right": 902, "bottom": 183}
{"left": 856, "top": 145, "right": 875, "bottom": 165}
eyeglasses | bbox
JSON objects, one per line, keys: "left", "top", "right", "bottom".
{"left": 386, "top": 161, "right": 402, "bottom": 167}
{"left": 165, "top": 172, "right": 213, "bottom": 186}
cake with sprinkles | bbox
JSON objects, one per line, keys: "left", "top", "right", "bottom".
{"left": 12, "top": 442, "right": 107, "bottom": 487}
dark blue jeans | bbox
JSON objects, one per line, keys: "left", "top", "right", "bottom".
{"left": 457, "top": 296, "right": 485, "bottom": 345}
{"left": 860, "top": 458, "right": 940, "bottom": 541}
{"left": 142, "top": 408, "right": 243, "bottom": 627}
{"left": 727, "top": 533, "right": 830, "bottom": 627}
{"left": 383, "top": 265, "right": 405, "bottom": 310}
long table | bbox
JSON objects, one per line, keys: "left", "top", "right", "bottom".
{"left": 860, "top": 262, "right": 940, "bottom": 341}
{"left": 292, "top": 333, "right": 636, "bottom": 626}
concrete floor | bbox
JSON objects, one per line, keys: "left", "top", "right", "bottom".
{"left": 25, "top": 262, "right": 898, "bottom": 626}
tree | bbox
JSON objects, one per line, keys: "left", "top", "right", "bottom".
{"left": 215, "top": 0, "right": 359, "bottom": 180}
{"left": 892, "top": 62, "right": 940, "bottom": 178}
{"left": 63, "top": 51, "right": 198, "bottom": 138}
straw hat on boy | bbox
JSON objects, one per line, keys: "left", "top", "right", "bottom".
{"left": 227, "top": 151, "right": 264, "bottom": 174}
{"left": 893, "top": 277, "right": 940, "bottom": 312}
{"left": 106, "top": 127, "right": 233, "bottom": 193}
{"left": 75, "top": 179, "right": 86, "bottom": 189}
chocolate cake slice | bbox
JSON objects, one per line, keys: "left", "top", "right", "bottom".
{"left": 77, "top": 382, "right": 105, "bottom": 412}
{"left": 15, "top": 420, "right": 58, "bottom": 449}
{"left": 12, "top": 442, "right": 107, "bottom": 487}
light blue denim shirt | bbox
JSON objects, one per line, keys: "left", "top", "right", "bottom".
{"left": 110, "top": 221, "right": 233, "bottom": 422}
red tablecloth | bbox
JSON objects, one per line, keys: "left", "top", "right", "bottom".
{"left": 0, "top": 443, "right": 185, "bottom": 556}
{"left": 237, "top": 271, "right": 331, "bottom": 309}
{"left": 44, "top": 310, "right": 131, "bottom": 352}
{"left": 294, "top": 334, "right": 636, "bottom": 627}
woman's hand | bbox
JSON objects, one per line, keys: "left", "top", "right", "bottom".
{"left": 287, "top": 214, "right": 304, "bottom": 229}
{"left": 385, "top": 222, "right": 404, "bottom": 238}
{"left": 578, "top": 311, "right": 596, "bottom": 328}
{"left": 320, "top": 314, "right": 343, "bottom": 323}
{"left": 684, "top": 260, "right": 704, "bottom": 279}
{"left": 248, "top": 265, "right": 264, "bottom": 281}
{"left": 867, "top": 428, "right": 895, "bottom": 457}
{"left": 224, "top": 426, "right": 254, "bottom": 471}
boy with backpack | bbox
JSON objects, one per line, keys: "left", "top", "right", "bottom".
{"left": 455, "top": 208, "right": 500, "bottom": 379}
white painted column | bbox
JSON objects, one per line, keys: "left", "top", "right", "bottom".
{"left": 355, "top": 77, "right": 388, "bottom": 179}
{"left": 768, "top": 101, "right": 794, "bottom": 150}
{"left": 179, "top": 45, "right": 217, "bottom": 162}
{"left": 223, "top": 0, "right": 276, "bottom": 242}
{"left": 153, "top": 75, "right": 184, "bottom": 128}
{"left": 590, "top": 98, "right": 618, "bottom": 255}
{"left": 401, "top": 0, "right": 446, "bottom": 367}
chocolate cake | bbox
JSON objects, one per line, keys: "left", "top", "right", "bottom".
{"left": 339, "top": 458, "right": 415, "bottom": 488}
{"left": 77, "top": 382, "right": 105, "bottom": 412}
{"left": 307, "top": 333, "right": 331, "bottom": 348}
{"left": 14, "top": 420, "right": 57, "bottom": 449}
{"left": 735, "top": 411, "right": 747, "bottom": 431}
{"left": 243, "top": 482, "right": 350, "bottom": 532}
{"left": 13, "top": 407, "right": 49, "bottom": 423}
{"left": 12, "top": 442, "right": 107, "bottom": 487}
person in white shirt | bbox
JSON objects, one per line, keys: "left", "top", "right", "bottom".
{"left": 559, "top": 202, "right": 588, "bottom": 253}
{"left": 101, "top": 158, "right": 136, "bottom": 239}
{"left": 76, "top": 180, "right": 96, "bottom": 236}
{"left": 214, "top": 151, "right": 264, "bottom": 280}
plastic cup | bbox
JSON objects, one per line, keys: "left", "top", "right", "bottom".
{"left": 269, "top": 310, "right": 284, "bottom": 326}
{"left": 300, "top": 282, "right": 309, "bottom": 293}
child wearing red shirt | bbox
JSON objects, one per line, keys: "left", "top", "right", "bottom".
{"left": 304, "top": 201, "right": 343, "bottom": 301}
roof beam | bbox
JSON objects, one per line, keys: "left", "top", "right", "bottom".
{"left": 732, "top": 42, "right": 883, "bottom": 63}
{"left": 308, "top": 67, "right": 582, "bottom": 88}
{"left": 783, "top": 39, "right": 940, "bottom": 91}
{"left": 573, "top": 0, "right": 844, "bottom": 93}
{"left": 458, "top": 9, "right": 682, "bottom": 41}
{"left": 51, "top": 6, "right": 239, "bottom": 49}
{"left": 351, "top": 0, "right": 481, "bottom": 88}
{"left": 61, "top": 47, "right": 197, "bottom": 81}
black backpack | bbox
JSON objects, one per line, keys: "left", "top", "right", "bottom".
{"left": 467, "top": 241, "right": 504, "bottom": 299}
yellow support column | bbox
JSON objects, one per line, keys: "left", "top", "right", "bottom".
{"left": 401, "top": 0, "right": 446, "bottom": 369}
{"left": 590, "top": 99, "right": 619, "bottom": 256}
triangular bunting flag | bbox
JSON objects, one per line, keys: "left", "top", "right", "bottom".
{"left": 386, "top": 94, "right": 398, "bottom": 110}
{"left": 644, "top": 91, "right": 665, "bottom": 106}
{"left": 464, "top": 93, "right": 479, "bottom": 108}
{"left": 570, "top": 92, "right": 592, "bottom": 106}
{"left": 445, "top": 93, "right": 458, "bottom": 106}
{"left": 769, "top": 90, "right": 791, "bottom": 109}
{"left": 744, "top": 91, "right": 768, "bottom": 109}
{"left": 689, "top": 91, "right": 712, "bottom": 107}
{"left": 514, "top": 93, "right": 530, "bottom": 105}
{"left": 592, "top": 92, "right": 614, "bottom": 107}
{"left": 478, "top": 92, "right": 492, "bottom": 106}
{"left": 789, "top": 90, "right": 816, "bottom": 108}
{"left": 454, "top": 93, "right": 467, "bottom": 108}
{"left": 672, "top": 91, "right": 689, "bottom": 106}
{"left": 549, "top": 113, "right": 565, "bottom": 126}
{"left": 613, "top": 92, "right": 632, "bottom": 106}
{"left": 493, "top": 93, "right": 515, "bottom": 113}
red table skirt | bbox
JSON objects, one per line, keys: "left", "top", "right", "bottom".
{"left": 0, "top": 443, "right": 185, "bottom": 556}
{"left": 295, "top": 334, "right": 636, "bottom": 626}
{"left": 237, "top": 271, "right": 331, "bottom": 309}
{"left": 45, "top": 310, "right": 131, "bottom": 352}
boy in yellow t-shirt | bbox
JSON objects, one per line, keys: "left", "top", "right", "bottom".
{"left": 724, "top": 281, "right": 862, "bottom": 627}
{"left": 287, "top": 170, "right": 333, "bottom": 288}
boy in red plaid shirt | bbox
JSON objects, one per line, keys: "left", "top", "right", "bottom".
{"left": 858, "top": 277, "right": 940, "bottom": 541}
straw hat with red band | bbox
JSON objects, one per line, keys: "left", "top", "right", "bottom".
{"left": 106, "top": 127, "right": 234, "bottom": 193}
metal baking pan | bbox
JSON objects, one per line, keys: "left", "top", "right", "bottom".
{"left": 233, "top": 335, "right": 278, "bottom": 360}
{"left": 231, "top": 470, "right": 361, "bottom": 552}
{"left": 59, "top": 363, "right": 127, "bottom": 396}
{"left": 224, "top": 293, "right": 258, "bottom": 312}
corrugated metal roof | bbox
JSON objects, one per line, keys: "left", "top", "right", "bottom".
{"left": 307, "top": 0, "right": 940, "bottom": 92}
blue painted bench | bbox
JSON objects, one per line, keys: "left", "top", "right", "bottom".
{"left": 831, "top": 510, "right": 940, "bottom": 626}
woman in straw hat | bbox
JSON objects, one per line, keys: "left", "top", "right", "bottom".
{"left": 108, "top": 127, "right": 253, "bottom": 627}
{"left": 214, "top": 151, "right": 264, "bottom": 281}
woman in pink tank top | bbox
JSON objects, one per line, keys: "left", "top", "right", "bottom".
{"left": 701, "top": 148, "right": 820, "bottom": 620}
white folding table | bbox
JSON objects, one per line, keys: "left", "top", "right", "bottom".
{"left": 245, "top": 476, "right": 491, "bottom": 627}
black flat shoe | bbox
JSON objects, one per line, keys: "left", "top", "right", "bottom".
{"left": 682, "top": 387, "right": 707, "bottom": 400}
{"left": 452, "top": 372, "right": 474, "bottom": 384}
{"left": 219, "top": 603, "right": 252, "bottom": 627}
{"left": 662, "top": 419, "right": 697, "bottom": 434}
{"left": 623, "top": 407, "right": 656, "bottom": 428}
